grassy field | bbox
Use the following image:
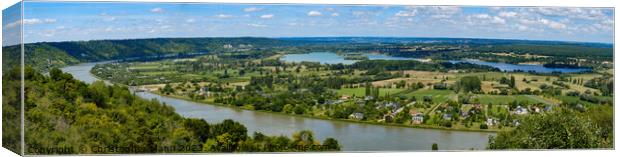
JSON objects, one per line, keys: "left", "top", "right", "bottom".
{"left": 403, "top": 89, "right": 457, "bottom": 103}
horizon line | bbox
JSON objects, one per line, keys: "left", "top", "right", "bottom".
{"left": 9, "top": 35, "right": 614, "bottom": 46}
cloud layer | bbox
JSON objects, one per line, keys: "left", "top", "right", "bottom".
{"left": 18, "top": 3, "right": 614, "bottom": 44}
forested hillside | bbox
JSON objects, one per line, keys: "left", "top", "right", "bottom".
{"left": 2, "top": 67, "right": 339, "bottom": 154}
{"left": 471, "top": 44, "right": 613, "bottom": 58}
{"left": 6, "top": 37, "right": 613, "bottom": 71}
{"left": 5, "top": 37, "right": 286, "bottom": 70}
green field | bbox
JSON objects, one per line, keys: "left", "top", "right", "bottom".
{"left": 404, "top": 89, "right": 456, "bottom": 103}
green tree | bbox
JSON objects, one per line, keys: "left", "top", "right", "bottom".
{"left": 509, "top": 75, "right": 516, "bottom": 88}
{"left": 322, "top": 138, "right": 341, "bottom": 151}
{"left": 457, "top": 76, "right": 481, "bottom": 93}
{"left": 283, "top": 104, "right": 294, "bottom": 114}
{"left": 365, "top": 81, "right": 371, "bottom": 96}
{"left": 488, "top": 110, "right": 612, "bottom": 149}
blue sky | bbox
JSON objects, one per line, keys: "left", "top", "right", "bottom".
{"left": 3, "top": 2, "right": 614, "bottom": 45}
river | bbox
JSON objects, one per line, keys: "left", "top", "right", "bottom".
{"left": 62, "top": 62, "right": 493, "bottom": 151}
{"left": 281, "top": 52, "right": 591, "bottom": 73}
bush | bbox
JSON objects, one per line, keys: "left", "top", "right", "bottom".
{"left": 479, "top": 124, "right": 489, "bottom": 129}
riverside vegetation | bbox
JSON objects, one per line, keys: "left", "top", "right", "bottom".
{"left": 2, "top": 66, "right": 340, "bottom": 154}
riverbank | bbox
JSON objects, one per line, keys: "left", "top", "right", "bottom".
{"left": 80, "top": 63, "right": 499, "bottom": 133}
{"left": 149, "top": 91, "right": 503, "bottom": 133}
{"left": 63, "top": 60, "right": 496, "bottom": 151}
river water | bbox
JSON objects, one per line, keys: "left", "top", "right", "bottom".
{"left": 62, "top": 62, "right": 493, "bottom": 151}
{"left": 281, "top": 52, "right": 591, "bottom": 73}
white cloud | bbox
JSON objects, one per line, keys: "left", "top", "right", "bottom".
{"left": 467, "top": 14, "right": 505, "bottom": 25}
{"left": 3, "top": 20, "right": 21, "bottom": 29}
{"left": 519, "top": 18, "right": 567, "bottom": 30}
{"left": 400, "top": 6, "right": 460, "bottom": 19}
{"left": 538, "top": 18, "right": 566, "bottom": 29}
{"left": 150, "top": 7, "right": 164, "bottom": 13}
{"left": 214, "top": 14, "right": 234, "bottom": 19}
{"left": 307, "top": 11, "right": 322, "bottom": 16}
{"left": 186, "top": 18, "right": 196, "bottom": 23}
{"left": 395, "top": 10, "right": 416, "bottom": 17}
{"left": 492, "top": 16, "right": 506, "bottom": 24}
{"left": 244, "top": 7, "right": 262, "bottom": 12}
{"left": 21, "top": 18, "right": 57, "bottom": 25}
{"left": 498, "top": 11, "right": 517, "bottom": 18}
{"left": 473, "top": 14, "right": 491, "bottom": 19}
{"left": 528, "top": 7, "right": 609, "bottom": 20}
{"left": 247, "top": 23, "right": 267, "bottom": 27}
{"left": 519, "top": 19, "right": 538, "bottom": 25}
{"left": 260, "top": 14, "right": 274, "bottom": 19}
{"left": 331, "top": 13, "right": 340, "bottom": 17}
{"left": 601, "top": 19, "right": 614, "bottom": 25}
{"left": 516, "top": 24, "right": 529, "bottom": 31}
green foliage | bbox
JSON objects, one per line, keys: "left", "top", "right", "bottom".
{"left": 488, "top": 108, "right": 613, "bottom": 149}
{"left": 456, "top": 76, "right": 482, "bottom": 93}
{"left": 13, "top": 67, "right": 339, "bottom": 154}
{"left": 479, "top": 124, "right": 488, "bottom": 129}
{"left": 2, "top": 66, "right": 22, "bottom": 154}
{"left": 472, "top": 44, "right": 613, "bottom": 58}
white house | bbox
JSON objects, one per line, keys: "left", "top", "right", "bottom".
{"left": 349, "top": 113, "right": 364, "bottom": 120}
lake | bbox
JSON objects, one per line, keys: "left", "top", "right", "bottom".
{"left": 62, "top": 62, "right": 494, "bottom": 151}
{"left": 281, "top": 52, "right": 591, "bottom": 73}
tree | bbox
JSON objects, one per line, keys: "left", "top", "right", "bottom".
{"left": 365, "top": 81, "right": 371, "bottom": 96}
{"left": 488, "top": 109, "right": 612, "bottom": 149}
{"left": 162, "top": 83, "right": 174, "bottom": 95}
{"left": 283, "top": 104, "right": 294, "bottom": 114}
{"left": 479, "top": 123, "right": 488, "bottom": 129}
{"left": 292, "top": 130, "right": 318, "bottom": 151}
{"left": 509, "top": 75, "right": 516, "bottom": 88}
{"left": 88, "top": 81, "right": 109, "bottom": 108}
{"left": 183, "top": 118, "right": 210, "bottom": 142}
{"left": 322, "top": 138, "right": 341, "bottom": 151}
{"left": 457, "top": 76, "right": 481, "bottom": 93}
{"left": 293, "top": 104, "right": 306, "bottom": 115}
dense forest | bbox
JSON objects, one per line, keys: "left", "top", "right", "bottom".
{"left": 2, "top": 66, "right": 339, "bottom": 154}
{"left": 471, "top": 44, "right": 613, "bottom": 58}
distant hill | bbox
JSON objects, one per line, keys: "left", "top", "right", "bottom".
{"left": 3, "top": 37, "right": 286, "bottom": 70}
{"left": 3, "top": 37, "right": 613, "bottom": 71}
{"left": 276, "top": 37, "right": 613, "bottom": 48}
